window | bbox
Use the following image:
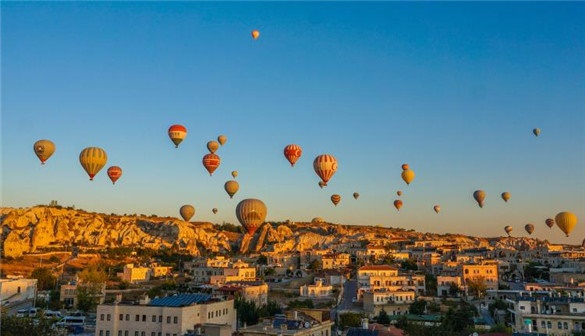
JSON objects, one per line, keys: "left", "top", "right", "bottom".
{"left": 106, "top": 332, "right": 110, "bottom": 336}
{"left": 167, "top": 316, "right": 171, "bottom": 323}
{"left": 152, "top": 315, "right": 157, "bottom": 322}
{"left": 101, "top": 314, "right": 105, "bottom": 321}
{"left": 141, "top": 332, "right": 146, "bottom": 336}
{"left": 564, "top": 322, "right": 568, "bottom": 329}
{"left": 135, "top": 332, "right": 139, "bottom": 336}
{"left": 107, "top": 314, "right": 111, "bottom": 321}
{"left": 126, "top": 314, "right": 130, "bottom": 321}
{"left": 100, "top": 331, "right": 104, "bottom": 336}
{"left": 541, "top": 321, "right": 545, "bottom": 328}
{"left": 136, "top": 315, "right": 140, "bottom": 321}
{"left": 174, "top": 316, "right": 178, "bottom": 324}
{"left": 142, "top": 315, "right": 146, "bottom": 322}
{"left": 558, "top": 322, "right": 562, "bottom": 329}
{"left": 547, "top": 321, "right": 552, "bottom": 329}
{"left": 118, "top": 331, "right": 123, "bottom": 336}
{"left": 125, "top": 331, "right": 129, "bottom": 336}
{"left": 120, "top": 314, "right": 124, "bottom": 321}
{"left": 152, "top": 333, "right": 156, "bottom": 336}
{"left": 159, "top": 316, "right": 162, "bottom": 322}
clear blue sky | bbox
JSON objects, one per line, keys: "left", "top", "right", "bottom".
{"left": 2, "top": 2, "right": 584, "bottom": 244}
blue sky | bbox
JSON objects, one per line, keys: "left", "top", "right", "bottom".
{"left": 2, "top": 2, "right": 584, "bottom": 244}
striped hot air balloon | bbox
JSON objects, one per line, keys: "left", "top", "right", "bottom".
{"left": 284, "top": 144, "right": 302, "bottom": 167}
{"left": 79, "top": 147, "right": 107, "bottom": 181}
{"left": 236, "top": 198, "right": 267, "bottom": 235}
{"left": 202, "top": 153, "right": 221, "bottom": 176}
{"left": 331, "top": 194, "right": 341, "bottom": 206}
{"left": 168, "top": 124, "right": 187, "bottom": 148}
{"left": 313, "top": 154, "right": 337, "bottom": 186}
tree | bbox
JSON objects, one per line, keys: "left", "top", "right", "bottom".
{"left": 409, "top": 299, "right": 427, "bottom": 315}
{"left": 448, "top": 282, "right": 461, "bottom": 297}
{"left": 466, "top": 276, "right": 488, "bottom": 298}
{"left": 400, "top": 259, "right": 418, "bottom": 271}
{"left": 1, "top": 316, "right": 59, "bottom": 336}
{"left": 425, "top": 274, "right": 437, "bottom": 296}
{"left": 256, "top": 255, "right": 268, "bottom": 265}
{"left": 442, "top": 302, "right": 476, "bottom": 333}
{"left": 30, "top": 267, "right": 57, "bottom": 291}
{"left": 377, "top": 309, "right": 390, "bottom": 325}
{"left": 76, "top": 266, "right": 107, "bottom": 312}
{"left": 339, "top": 312, "right": 366, "bottom": 328}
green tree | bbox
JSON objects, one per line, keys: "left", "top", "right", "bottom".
{"left": 448, "top": 282, "right": 461, "bottom": 297}
{"left": 235, "top": 298, "right": 260, "bottom": 326}
{"left": 442, "top": 302, "right": 476, "bottom": 333}
{"left": 409, "top": 299, "right": 427, "bottom": 315}
{"left": 400, "top": 259, "right": 418, "bottom": 271}
{"left": 76, "top": 266, "right": 107, "bottom": 312}
{"left": 427, "top": 301, "right": 441, "bottom": 314}
{"left": 256, "top": 255, "right": 268, "bottom": 265}
{"left": 377, "top": 309, "right": 390, "bottom": 325}
{"left": 30, "top": 267, "right": 57, "bottom": 291}
{"left": 466, "top": 276, "right": 487, "bottom": 298}
{"left": 288, "top": 299, "right": 314, "bottom": 309}
{"left": 489, "top": 323, "right": 512, "bottom": 333}
{"left": 339, "top": 312, "right": 366, "bottom": 328}
{"left": 425, "top": 274, "right": 437, "bottom": 296}
{"left": 1, "top": 316, "right": 60, "bottom": 336}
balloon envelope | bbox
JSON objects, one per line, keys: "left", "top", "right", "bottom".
{"left": 353, "top": 192, "right": 359, "bottom": 200}
{"left": 284, "top": 144, "right": 302, "bottom": 167}
{"left": 401, "top": 164, "right": 409, "bottom": 171}
{"left": 401, "top": 169, "right": 415, "bottom": 185}
{"left": 251, "top": 30, "right": 260, "bottom": 39}
{"left": 207, "top": 141, "right": 220, "bottom": 154}
{"left": 79, "top": 147, "right": 107, "bottom": 181}
{"left": 218, "top": 135, "right": 227, "bottom": 146}
{"left": 434, "top": 205, "right": 441, "bottom": 214}
{"left": 504, "top": 225, "right": 513, "bottom": 236}
{"left": 331, "top": 194, "right": 341, "bottom": 206}
{"left": 202, "top": 153, "right": 221, "bottom": 176}
{"left": 545, "top": 218, "right": 555, "bottom": 229}
{"left": 501, "top": 192, "right": 511, "bottom": 203}
{"left": 179, "top": 205, "right": 195, "bottom": 222}
{"left": 212, "top": 208, "right": 218, "bottom": 214}
{"left": 232, "top": 171, "right": 238, "bottom": 178}
{"left": 33, "top": 139, "right": 56, "bottom": 164}
{"left": 313, "top": 154, "right": 338, "bottom": 186}
{"left": 397, "top": 190, "right": 403, "bottom": 197}
{"left": 107, "top": 166, "right": 123, "bottom": 184}
{"left": 533, "top": 128, "right": 541, "bottom": 137}
{"left": 394, "top": 200, "right": 403, "bottom": 211}
{"left": 555, "top": 211, "right": 578, "bottom": 237}
{"left": 168, "top": 124, "right": 187, "bottom": 148}
{"left": 236, "top": 198, "right": 267, "bottom": 235}
{"left": 525, "top": 224, "right": 535, "bottom": 235}
{"left": 473, "top": 190, "right": 486, "bottom": 208}
{"left": 224, "top": 180, "right": 240, "bottom": 199}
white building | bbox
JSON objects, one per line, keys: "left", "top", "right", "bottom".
{"left": 95, "top": 293, "right": 235, "bottom": 336}
{"left": 0, "top": 278, "right": 37, "bottom": 306}
{"left": 299, "top": 278, "right": 333, "bottom": 298}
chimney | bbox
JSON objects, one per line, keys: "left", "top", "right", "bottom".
{"left": 361, "top": 318, "right": 369, "bottom": 330}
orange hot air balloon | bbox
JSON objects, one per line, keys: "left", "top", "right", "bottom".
{"left": 179, "top": 205, "right": 195, "bottom": 221}
{"left": 555, "top": 211, "right": 578, "bottom": 237}
{"left": 202, "top": 153, "right": 221, "bottom": 176}
{"left": 397, "top": 190, "right": 403, "bottom": 197}
{"left": 217, "top": 135, "right": 227, "bottom": 146}
{"left": 168, "top": 124, "right": 187, "bottom": 148}
{"left": 434, "top": 205, "right": 441, "bottom": 214}
{"left": 545, "top": 218, "right": 555, "bottom": 229}
{"left": 33, "top": 139, "right": 56, "bottom": 165}
{"left": 107, "top": 166, "right": 123, "bottom": 184}
{"left": 394, "top": 200, "right": 403, "bottom": 211}
{"left": 525, "top": 224, "right": 535, "bottom": 235}
{"left": 504, "top": 225, "right": 513, "bottom": 236}
{"left": 313, "top": 154, "right": 338, "bottom": 186}
{"left": 79, "top": 147, "right": 107, "bottom": 181}
{"left": 212, "top": 208, "right": 218, "bottom": 214}
{"left": 331, "top": 194, "right": 341, "bottom": 206}
{"left": 224, "top": 180, "right": 240, "bottom": 199}
{"left": 236, "top": 198, "right": 267, "bottom": 235}
{"left": 318, "top": 181, "right": 326, "bottom": 189}
{"left": 251, "top": 30, "right": 260, "bottom": 40}
{"left": 401, "top": 164, "right": 409, "bottom": 171}
{"left": 473, "top": 190, "right": 486, "bottom": 208}
{"left": 401, "top": 169, "right": 415, "bottom": 185}
{"left": 353, "top": 192, "right": 359, "bottom": 200}
{"left": 501, "top": 192, "right": 511, "bottom": 203}
{"left": 284, "top": 144, "right": 302, "bottom": 167}
{"left": 207, "top": 141, "right": 220, "bottom": 154}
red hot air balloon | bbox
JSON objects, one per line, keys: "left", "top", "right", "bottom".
{"left": 401, "top": 164, "right": 409, "bottom": 171}
{"left": 284, "top": 144, "right": 302, "bottom": 167}
{"left": 202, "top": 153, "right": 221, "bottom": 176}
{"left": 394, "top": 200, "right": 403, "bottom": 211}
{"left": 107, "top": 166, "right": 123, "bottom": 184}
{"left": 313, "top": 154, "right": 338, "bottom": 186}
{"left": 168, "top": 124, "right": 187, "bottom": 148}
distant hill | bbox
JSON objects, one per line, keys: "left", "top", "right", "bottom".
{"left": 0, "top": 206, "right": 553, "bottom": 258}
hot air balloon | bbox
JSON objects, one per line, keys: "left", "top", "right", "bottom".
{"left": 401, "top": 164, "right": 409, "bottom": 171}
{"left": 397, "top": 190, "right": 403, "bottom": 197}
{"left": 434, "top": 205, "right": 441, "bottom": 214}
{"left": 401, "top": 169, "right": 415, "bottom": 185}
{"left": 168, "top": 124, "right": 187, "bottom": 148}
{"left": 353, "top": 192, "right": 359, "bottom": 200}
{"left": 504, "top": 225, "right": 513, "bottom": 236}
{"left": 545, "top": 218, "right": 555, "bottom": 229}
{"left": 202, "top": 153, "right": 221, "bottom": 176}
{"left": 331, "top": 194, "right": 341, "bottom": 206}
{"left": 525, "top": 224, "right": 535, "bottom": 235}
{"left": 232, "top": 171, "right": 238, "bottom": 178}
{"left": 473, "top": 190, "right": 486, "bottom": 208}
{"left": 224, "top": 180, "right": 240, "bottom": 199}
{"left": 179, "top": 205, "right": 195, "bottom": 222}
{"left": 313, "top": 154, "right": 337, "bottom": 186}
{"left": 318, "top": 181, "right": 326, "bottom": 189}
{"left": 107, "top": 166, "right": 123, "bottom": 184}
{"left": 533, "top": 128, "right": 541, "bottom": 137}
{"left": 251, "top": 30, "right": 260, "bottom": 40}
{"left": 501, "top": 192, "right": 511, "bottom": 203}
{"left": 555, "top": 211, "right": 578, "bottom": 237}
{"left": 79, "top": 147, "right": 107, "bottom": 181}
{"left": 218, "top": 135, "right": 227, "bottom": 146}
{"left": 284, "top": 144, "right": 302, "bottom": 167}
{"left": 235, "top": 198, "right": 267, "bottom": 235}
{"left": 394, "top": 200, "right": 403, "bottom": 211}
{"left": 207, "top": 141, "right": 220, "bottom": 154}
{"left": 33, "top": 139, "right": 56, "bottom": 165}
{"left": 212, "top": 208, "right": 218, "bottom": 214}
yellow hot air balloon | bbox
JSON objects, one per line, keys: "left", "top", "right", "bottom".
{"left": 232, "top": 171, "right": 238, "bottom": 179}
{"left": 224, "top": 180, "right": 240, "bottom": 199}
{"left": 236, "top": 198, "right": 267, "bottom": 235}
{"left": 353, "top": 192, "right": 359, "bottom": 200}
{"left": 501, "top": 192, "right": 511, "bottom": 203}
{"left": 79, "top": 147, "right": 107, "bottom": 181}
{"left": 33, "top": 139, "right": 56, "bottom": 165}
{"left": 251, "top": 30, "right": 260, "bottom": 40}
{"left": 434, "top": 205, "right": 441, "bottom": 214}
{"left": 525, "top": 224, "right": 535, "bottom": 235}
{"left": 179, "top": 205, "right": 195, "bottom": 221}
{"left": 473, "top": 190, "right": 486, "bottom": 208}
{"left": 207, "top": 141, "right": 220, "bottom": 154}
{"left": 504, "top": 225, "right": 513, "bottom": 236}
{"left": 555, "top": 211, "right": 578, "bottom": 237}
{"left": 331, "top": 194, "right": 341, "bottom": 206}
{"left": 218, "top": 135, "right": 227, "bottom": 146}
{"left": 401, "top": 169, "right": 415, "bottom": 185}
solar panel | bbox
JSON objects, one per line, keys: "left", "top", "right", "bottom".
{"left": 149, "top": 293, "right": 212, "bottom": 307}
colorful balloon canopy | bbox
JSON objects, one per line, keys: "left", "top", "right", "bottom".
{"left": 473, "top": 190, "right": 486, "bottom": 208}
{"left": 353, "top": 192, "right": 359, "bottom": 200}
{"left": 79, "top": 147, "right": 107, "bottom": 181}
{"left": 394, "top": 200, "right": 403, "bottom": 211}
{"left": 235, "top": 198, "right": 267, "bottom": 235}
{"left": 501, "top": 192, "right": 511, "bottom": 203}
{"left": 434, "top": 205, "right": 441, "bottom": 214}
{"left": 217, "top": 135, "right": 227, "bottom": 146}
{"left": 107, "top": 166, "right": 123, "bottom": 185}
{"left": 33, "top": 139, "right": 56, "bottom": 165}
{"left": 179, "top": 205, "right": 195, "bottom": 222}
{"left": 401, "top": 169, "right": 415, "bottom": 185}
{"left": 533, "top": 128, "right": 541, "bottom": 137}
{"left": 207, "top": 141, "right": 220, "bottom": 154}
{"left": 202, "top": 153, "right": 221, "bottom": 176}
{"left": 224, "top": 180, "right": 240, "bottom": 199}
{"left": 525, "top": 224, "right": 535, "bottom": 235}
{"left": 545, "top": 218, "right": 555, "bottom": 229}
{"left": 284, "top": 144, "right": 302, "bottom": 167}
{"left": 168, "top": 124, "right": 187, "bottom": 148}
{"left": 504, "top": 225, "right": 513, "bottom": 236}
{"left": 251, "top": 30, "right": 260, "bottom": 40}
{"left": 555, "top": 211, "right": 578, "bottom": 237}
{"left": 331, "top": 194, "right": 341, "bottom": 206}
{"left": 313, "top": 154, "right": 338, "bottom": 186}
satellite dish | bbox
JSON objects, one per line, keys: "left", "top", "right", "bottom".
{"left": 304, "top": 322, "right": 310, "bottom": 328}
